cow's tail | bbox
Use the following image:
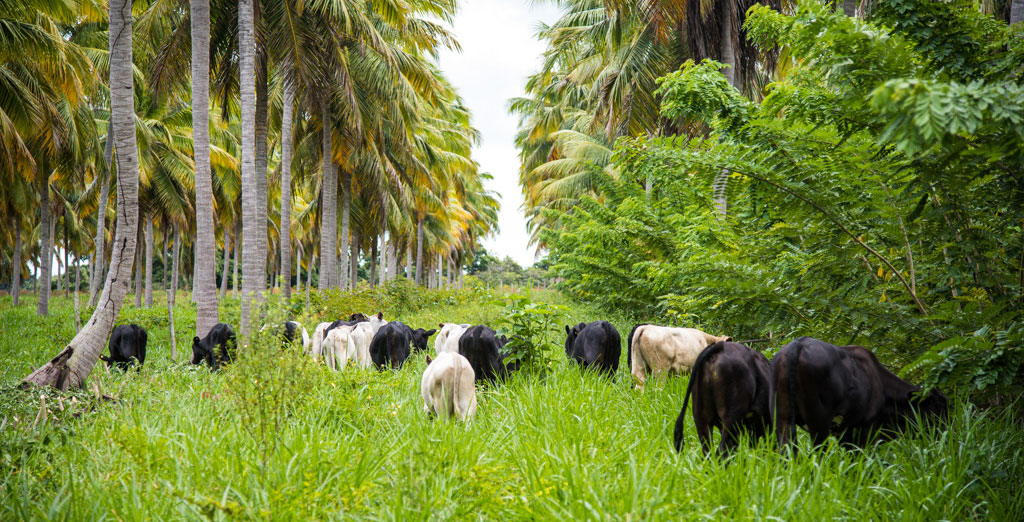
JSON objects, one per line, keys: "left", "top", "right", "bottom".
{"left": 627, "top": 323, "right": 644, "bottom": 373}
{"left": 674, "top": 341, "right": 723, "bottom": 451}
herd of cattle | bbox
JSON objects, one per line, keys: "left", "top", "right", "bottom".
{"left": 102, "top": 314, "right": 948, "bottom": 454}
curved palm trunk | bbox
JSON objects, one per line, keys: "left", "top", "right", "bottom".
{"left": 239, "top": 0, "right": 262, "bottom": 337}
{"left": 90, "top": 125, "right": 114, "bottom": 305}
{"left": 280, "top": 80, "right": 294, "bottom": 299}
{"left": 191, "top": 0, "right": 218, "bottom": 336}
{"left": 319, "top": 103, "right": 337, "bottom": 289}
{"left": 145, "top": 214, "right": 154, "bottom": 306}
{"left": 12, "top": 218, "right": 21, "bottom": 306}
{"left": 24, "top": 0, "right": 139, "bottom": 389}
{"left": 37, "top": 175, "right": 51, "bottom": 316}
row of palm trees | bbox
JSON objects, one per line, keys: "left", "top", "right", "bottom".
{"left": 4, "top": 0, "right": 498, "bottom": 388}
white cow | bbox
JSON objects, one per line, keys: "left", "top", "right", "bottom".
{"left": 434, "top": 323, "right": 471, "bottom": 355}
{"left": 421, "top": 352, "right": 477, "bottom": 421}
{"left": 628, "top": 325, "right": 732, "bottom": 390}
{"left": 322, "top": 313, "right": 388, "bottom": 370}
{"left": 310, "top": 322, "right": 333, "bottom": 360}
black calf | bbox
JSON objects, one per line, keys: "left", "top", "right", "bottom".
{"left": 102, "top": 324, "right": 148, "bottom": 370}
{"left": 191, "top": 323, "right": 236, "bottom": 371}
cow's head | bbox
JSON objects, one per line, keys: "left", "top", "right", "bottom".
{"left": 912, "top": 387, "right": 949, "bottom": 419}
{"left": 191, "top": 336, "right": 208, "bottom": 365}
{"left": 410, "top": 328, "right": 437, "bottom": 351}
{"left": 349, "top": 312, "right": 369, "bottom": 322}
{"left": 563, "top": 323, "right": 586, "bottom": 355}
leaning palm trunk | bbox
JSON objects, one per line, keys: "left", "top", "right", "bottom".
{"left": 12, "top": 219, "right": 21, "bottom": 306}
{"left": 191, "top": 0, "right": 219, "bottom": 337}
{"left": 23, "top": 0, "right": 139, "bottom": 389}
{"left": 319, "top": 104, "right": 337, "bottom": 289}
{"left": 280, "top": 80, "right": 294, "bottom": 299}
{"left": 238, "top": 0, "right": 262, "bottom": 337}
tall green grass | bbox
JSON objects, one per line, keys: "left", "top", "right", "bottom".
{"left": 1, "top": 291, "right": 1022, "bottom": 520}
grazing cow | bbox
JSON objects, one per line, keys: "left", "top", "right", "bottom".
{"left": 282, "top": 321, "right": 310, "bottom": 351}
{"left": 102, "top": 324, "right": 148, "bottom": 370}
{"left": 310, "top": 321, "right": 333, "bottom": 359}
{"left": 191, "top": 323, "right": 236, "bottom": 370}
{"left": 673, "top": 342, "right": 772, "bottom": 455}
{"left": 421, "top": 352, "right": 478, "bottom": 421}
{"left": 435, "top": 323, "right": 471, "bottom": 355}
{"left": 771, "top": 336, "right": 948, "bottom": 450}
{"left": 628, "top": 324, "right": 733, "bottom": 390}
{"left": 459, "top": 326, "right": 516, "bottom": 384}
{"left": 563, "top": 321, "right": 621, "bottom": 376}
{"left": 323, "top": 312, "right": 375, "bottom": 340}
{"left": 323, "top": 314, "right": 389, "bottom": 370}
{"left": 369, "top": 321, "right": 426, "bottom": 370}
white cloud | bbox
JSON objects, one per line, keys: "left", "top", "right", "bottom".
{"left": 435, "top": 0, "right": 561, "bottom": 267}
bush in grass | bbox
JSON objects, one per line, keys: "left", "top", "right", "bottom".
{"left": 494, "top": 293, "right": 568, "bottom": 373}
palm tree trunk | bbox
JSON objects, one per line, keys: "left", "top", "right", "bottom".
{"left": 351, "top": 230, "right": 360, "bottom": 288}
{"left": 319, "top": 103, "right": 337, "bottom": 289}
{"left": 255, "top": 51, "right": 269, "bottom": 292}
{"left": 12, "top": 218, "right": 21, "bottom": 306}
{"left": 280, "top": 80, "right": 294, "bottom": 300}
{"left": 415, "top": 215, "right": 424, "bottom": 285}
{"left": 1013, "top": 0, "right": 1024, "bottom": 25}
{"left": 306, "top": 252, "right": 315, "bottom": 315}
{"left": 73, "top": 256, "right": 81, "bottom": 331}
{"left": 172, "top": 223, "right": 181, "bottom": 303}
{"left": 90, "top": 125, "right": 114, "bottom": 305}
{"left": 842, "top": 0, "right": 858, "bottom": 17}
{"left": 134, "top": 221, "right": 143, "bottom": 306}
{"left": 24, "top": 0, "right": 140, "bottom": 389}
{"left": 145, "top": 214, "right": 154, "bottom": 307}
{"left": 62, "top": 226, "right": 69, "bottom": 298}
{"left": 191, "top": 0, "right": 219, "bottom": 338}
{"left": 220, "top": 233, "right": 231, "bottom": 297}
{"left": 369, "top": 238, "right": 378, "bottom": 287}
{"left": 437, "top": 252, "right": 443, "bottom": 289}
{"left": 340, "top": 170, "right": 351, "bottom": 289}
{"left": 295, "top": 242, "right": 302, "bottom": 296}
{"left": 386, "top": 239, "right": 397, "bottom": 284}
{"left": 159, "top": 224, "right": 167, "bottom": 288}
{"left": 720, "top": 0, "right": 737, "bottom": 88}
{"left": 239, "top": 0, "right": 262, "bottom": 337}
{"left": 406, "top": 241, "right": 413, "bottom": 282}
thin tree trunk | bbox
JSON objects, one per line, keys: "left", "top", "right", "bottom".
{"left": 134, "top": 221, "right": 143, "bottom": 306}
{"left": 406, "top": 241, "right": 413, "bottom": 282}
{"left": 1012, "top": 0, "right": 1024, "bottom": 26}
{"left": 62, "top": 225, "right": 69, "bottom": 298}
{"left": 415, "top": 215, "right": 424, "bottom": 285}
{"left": 73, "top": 256, "right": 81, "bottom": 331}
{"left": 369, "top": 238, "right": 378, "bottom": 287}
{"left": 145, "top": 214, "right": 154, "bottom": 306}
{"left": 37, "top": 175, "right": 52, "bottom": 315}
{"left": 842, "top": 0, "right": 857, "bottom": 17}
{"left": 239, "top": 0, "right": 262, "bottom": 337}
{"left": 24, "top": 0, "right": 140, "bottom": 389}
{"left": 280, "top": 79, "right": 294, "bottom": 300}
{"left": 720, "top": 0, "right": 737, "bottom": 87}
{"left": 387, "top": 239, "right": 397, "bottom": 284}
{"left": 437, "top": 252, "right": 443, "bottom": 289}
{"left": 351, "top": 230, "right": 360, "bottom": 288}
{"left": 306, "top": 252, "right": 314, "bottom": 315}
{"left": 91, "top": 124, "right": 114, "bottom": 305}
{"left": 191, "top": 0, "right": 219, "bottom": 338}
{"left": 220, "top": 233, "right": 230, "bottom": 297}
{"left": 159, "top": 225, "right": 166, "bottom": 289}
{"left": 172, "top": 223, "right": 181, "bottom": 303}
{"left": 340, "top": 170, "right": 351, "bottom": 289}
{"left": 255, "top": 49, "right": 270, "bottom": 294}
{"left": 319, "top": 104, "right": 337, "bottom": 289}
{"left": 12, "top": 218, "right": 21, "bottom": 306}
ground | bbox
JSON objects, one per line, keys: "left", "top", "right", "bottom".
{"left": 1, "top": 288, "right": 1022, "bottom": 520}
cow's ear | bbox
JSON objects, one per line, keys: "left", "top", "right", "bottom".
{"left": 425, "top": 329, "right": 437, "bottom": 337}
{"left": 565, "top": 325, "right": 571, "bottom": 335}
{"left": 439, "top": 323, "right": 445, "bottom": 329}
{"left": 425, "top": 355, "right": 433, "bottom": 365}
{"left": 193, "top": 336, "right": 201, "bottom": 345}
{"left": 724, "top": 336, "right": 734, "bottom": 342}
{"left": 377, "top": 311, "right": 384, "bottom": 320}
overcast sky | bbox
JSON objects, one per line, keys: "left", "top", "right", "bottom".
{"left": 435, "top": 1, "right": 561, "bottom": 268}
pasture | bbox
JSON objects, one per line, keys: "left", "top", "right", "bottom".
{"left": 1, "top": 289, "right": 1022, "bottom": 520}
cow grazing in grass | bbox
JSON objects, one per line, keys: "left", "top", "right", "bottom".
{"left": 673, "top": 341, "right": 772, "bottom": 455}
{"left": 459, "top": 325, "right": 516, "bottom": 384}
{"left": 435, "top": 323, "right": 471, "bottom": 355}
{"left": 421, "top": 352, "right": 478, "bottom": 421}
{"left": 628, "top": 325, "right": 732, "bottom": 390}
{"left": 102, "top": 324, "right": 148, "bottom": 370}
{"left": 191, "top": 323, "right": 236, "bottom": 371}
{"left": 282, "top": 321, "right": 310, "bottom": 351}
{"left": 771, "top": 336, "right": 949, "bottom": 450}
{"left": 369, "top": 321, "right": 433, "bottom": 370}
{"left": 563, "top": 321, "right": 621, "bottom": 376}
{"left": 324, "top": 313, "right": 388, "bottom": 370}
{"left": 309, "top": 321, "right": 333, "bottom": 359}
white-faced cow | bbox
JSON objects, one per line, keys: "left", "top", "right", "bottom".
{"left": 191, "top": 323, "right": 236, "bottom": 371}
{"left": 421, "top": 352, "right": 477, "bottom": 421}
{"left": 435, "top": 323, "right": 471, "bottom": 355}
{"left": 369, "top": 321, "right": 435, "bottom": 370}
{"left": 459, "top": 325, "right": 517, "bottom": 384}
{"left": 563, "top": 321, "right": 621, "bottom": 376}
{"left": 771, "top": 336, "right": 948, "bottom": 450}
{"left": 102, "top": 324, "right": 148, "bottom": 370}
{"left": 627, "top": 324, "right": 732, "bottom": 390}
{"left": 673, "top": 341, "right": 772, "bottom": 456}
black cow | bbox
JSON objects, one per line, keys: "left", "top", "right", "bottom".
{"left": 563, "top": 321, "right": 621, "bottom": 376}
{"left": 771, "top": 336, "right": 948, "bottom": 450}
{"left": 459, "top": 325, "right": 516, "bottom": 384}
{"left": 191, "top": 323, "right": 237, "bottom": 371}
{"left": 673, "top": 341, "right": 772, "bottom": 455}
{"left": 101, "top": 324, "right": 148, "bottom": 370}
{"left": 369, "top": 321, "right": 434, "bottom": 370}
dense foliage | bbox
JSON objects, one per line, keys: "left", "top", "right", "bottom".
{"left": 537, "top": 0, "right": 1024, "bottom": 399}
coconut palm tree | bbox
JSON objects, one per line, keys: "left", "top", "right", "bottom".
{"left": 191, "top": 0, "right": 219, "bottom": 336}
